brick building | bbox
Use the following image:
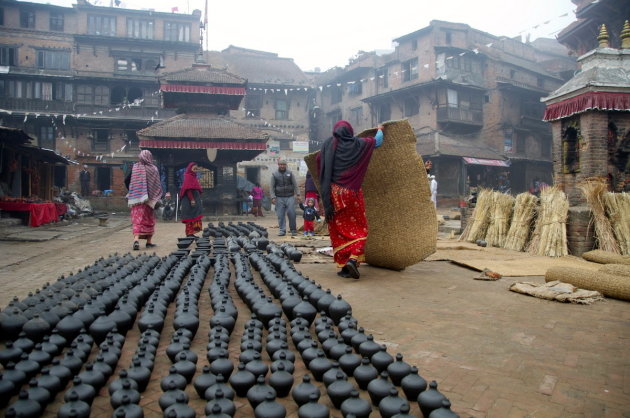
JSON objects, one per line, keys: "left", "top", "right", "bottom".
{"left": 312, "top": 20, "right": 576, "bottom": 204}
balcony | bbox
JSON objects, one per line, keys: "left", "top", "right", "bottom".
{"left": 437, "top": 106, "right": 483, "bottom": 126}
{"left": 0, "top": 97, "right": 76, "bottom": 113}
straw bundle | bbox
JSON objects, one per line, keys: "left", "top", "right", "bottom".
{"left": 603, "top": 192, "right": 630, "bottom": 255}
{"left": 459, "top": 188, "right": 492, "bottom": 242}
{"left": 484, "top": 192, "right": 515, "bottom": 247}
{"left": 545, "top": 266, "right": 630, "bottom": 301}
{"left": 504, "top": 192, "right": 538, "bottom": 251}
{"left": 578, "top": 179, "right": 620, "bottom": 254}
{"left": 600, "top": 264, "right": 630, "bottom": 278}
{"left": 527, "top": 186, "right": 569, "bottom": 257}
{"left": 582, "top": 249, "right": 630, "bottom": 265}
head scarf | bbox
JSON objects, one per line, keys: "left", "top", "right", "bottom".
{"left": 179, "top": 162, "right": 202, "bottom": 198}
{"left": 127, "top": 150, "right": 162, "bottom": 208}
{"left": 317, "top": 120, "right": 376, "bottom": 220}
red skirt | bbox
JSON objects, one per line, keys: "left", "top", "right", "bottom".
{"left": 131, "top": 204, "right": 155, "bottom": 238}
{"left": 185, "top": 219, "right": 203, "bottom": 236}
{"left": 328, "top": 183, "right": 368, "bottom": 267}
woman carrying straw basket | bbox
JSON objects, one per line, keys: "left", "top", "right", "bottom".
{"left": 317, "top": 120, "right": 384, "bottom": 279}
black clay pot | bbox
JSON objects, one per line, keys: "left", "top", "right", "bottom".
{"left": 172, "top": 352, "right": 196, "bottom": 383}
{"left": 204, "top": 374, "right": 235, "bottom": 401}
{"left": 328, "top": 295, "right": 351, "bottom": 324}
{"left": 0, "top": 342, "right": 23, "bottom": 366}
{"left": 291, "top": 374, "right": 320, "bottom": 407}
{"left": 390, "top": 402, "right": 414, "bottom": 417}
{"left": 246, "top": 375, "right": 277, "bottom": 409}
{"left": 108, "top": 370, "right": 139, "bottom": 396}
{"left": 328, "top": 338, "right": 350, "bottom": 361}
{"left": 367, "top": 371, "right": 395, "bottom": 406}
{"left": 379, "top": 387, "right": 409, "bottom": 418}
{"left": 401, "top": 366, "right": 427, "bottom": 401}
{"left": 417, "top": 381, "right": 448, "bottom": 418}
{"left": 88, "top": 313, "right": 116, "bottom": 344}
{"left": 387, "top": 353, "right": 412, "bottom": 386}
{"left": 297, "top": 392, "right": 329, "bottom": 418}
{"left": 2, "top": 361, "right": 27, "bottom": 388}
{"left": 203, "top": 389, "right": 236, "bottom": 417}
{"left": 55, "top": 313, "right": 84, "bottom": 341}
{"left": 0, "top": 375, "right": 16, "bottom": 407}
{"left": 60, "top": 350, "right": 84, "bottom": 375}
{"left": 48, "top": 359, "right": 72, "bottom": 387}
{"left": 428, "top": 399, "right": 458, "bottom": 417}
{"left": 338, "top": 347, "right": 362, "bottom": 376}
{"left": 326, "top": 372, "right": 354, "bottom": 409}
{"left": 13, "top": 333, "right": 35, "bottom": 352}
{"left": 26, "top": 378, "right": 51, "bottom": 408}
{"left": 269, "top": 363, "right": 294, "bottom": 398}
{"left": 350, "top": 327, "right": 368, "bottom": 352}
{"left": 292, "top": 297, "right": 317, "bottom": 326}
{"left": 22, "top": 314, "right": 51, "bottom": 343}
{"left": 57, "top": 391, "right": 91, "bottom": 418}
{"left": 164, "top": 392, "right": 196, "bottom": 418}
{"left": 159, "top": 382, "right": 188, "bottom": 411}
{"left": 35, "top": 368, "right": 62, "bottom": 396}
{"left": 0, "top": 308, "right": 28, "bottom": 341}
{"left": 371, "top": 345, "right": 394, "bottom": 373}
{"left": 173, "top": 309, "right": 200, "bottom": 335}
{"left": 358, "top": 335, "right": 381, "bottom": 359}
{"left": 110, "top": 381, "right": 141, "bottom": 408}
{"left": 254, "top": 392, "right": 286, "bottom": 418}
{"left": 126, "top": 360, "right": 152, "bottom": 392}
{"left": 28, "top": 345, "right": 52, "bottom": 366}
{"left": 210, "top": 350, "right": 234, "bottom": 381}
{"left": 160, "top": 367, "right": 188, "bottom": 391}
{"left": 245, "top": 352, "right": 269, "bottom": 379}
{"left": 77, "top": 363, "right": 106, "bottom": 390}
{"left": 228, "top": 363, "right": 256, "bottom": 398}
{"left": 194, "top": 365, "right": 218, "bottom": 398}
{"left": 340, "top": 389, "right": 372, "bottom": 418}
{"left": 113, "top": 394, "right": 145, "bottom": 418}
{"left": 308, "top": 352, "right": 333, "bottom": 382}
{"left": 65, "top": 377, "right": 96, "bottom": 405}
{"left": 15, "top": 354, "right": 40, "bottom": 381}
{"left": 6, "top": 390, "right": 42, "bottom": 418}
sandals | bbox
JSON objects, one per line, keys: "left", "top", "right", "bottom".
{"left": 133, "top": 241, "right": 140, "bottom": 251}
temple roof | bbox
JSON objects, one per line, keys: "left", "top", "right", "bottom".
{"left": 160, "top": 65, "right": 246, "bottom": 85}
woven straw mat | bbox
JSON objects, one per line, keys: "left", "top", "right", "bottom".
{"left": 545, "top": 266, "right": 630, "bottom": 301}
{"left": 582, "top": 249, "right": 630, "bottom": 265}
{"left": 304, "top": 119, "right": 437, "bottom": 270}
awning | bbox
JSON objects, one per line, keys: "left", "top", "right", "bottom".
{"left": 543, "top": 92, "right": 630, "bottom": 121}
{"left": 160, "top": 84, "right": 246, "bottom": 95}
{"left": 140, "top": 139, "right": 266, "bottom": 150}
{"left": 463, "top": 157, "right": 510, "bottom": 167}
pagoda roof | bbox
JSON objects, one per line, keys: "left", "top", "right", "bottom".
{"left": 160, "top": 65, "right": 246, "bottom": 85}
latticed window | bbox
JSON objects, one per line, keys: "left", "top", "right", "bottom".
{"left": 127, "top": 18, "right": 154, "bottom": 39}
{"left": 164, "top": 22, "right": 190, "bottom": 42}
{"left": 50, "top": 12, "right": 64, "bottom": 31}
{"left": 196, "top": 167, "right": 215, "bottom": 188}
{"left": 88, "top": 15, "right": 116, "bottom": 36}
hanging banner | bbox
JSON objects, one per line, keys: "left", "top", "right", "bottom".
{"left": 292, "top": 141, "right": 309, "bottom": 153}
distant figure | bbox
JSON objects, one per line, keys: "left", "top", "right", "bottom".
{"left": 317, "top": 120, "right": 384, "bottom": 279}
{"left": 429, "top": 175, "right": 438, "bottom": 208}
{"left": 79, "top": 165, "right": 91, "bottom": 197}
{"left": 162, "top": 192, "right": 175, "bottom": 221}
{"left": 270, "top": 159, "right": 301, "bottom": 236}
{"left": 179, "top": 162, "right": 203, "bottom": 237}
{"left": 127, "top": 150, "right": 162, "bottom": 250}
{"left": 304, "top": 171, "right": 320, "bottom": 214}
{"left": 299, "top": 197, "right": 321, "bottom": 237}
{"left": 250, "top": 183, "right": 264, "bottom": 217}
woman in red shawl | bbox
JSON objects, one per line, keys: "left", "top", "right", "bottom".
{"left": 317, "top": 121, "right": 384, "bottom": 279}
{"left": 179, "top": 162, "right": 203, "bottom": 237}
{"left": 127, "top": 150, "right": 162, "bottom": 250}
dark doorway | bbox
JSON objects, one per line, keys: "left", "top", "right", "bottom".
{"left": 54, "top": 165, "right": 66, "bottom": 188}
{"left": 96, "top": 166, "right": 111, "bottom": 191}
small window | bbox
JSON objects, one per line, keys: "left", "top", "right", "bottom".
{"left": 92, "top": 129, "right": 110, "bottom": 152}
{"left": 347, "top": 81, "right": 362, "bottom": 96}
{"left": 94, "top": 86, "right": 109, "bottom": 105}
{"left": 37, "top": 50, "right": 70, "bottom": 70}
{"left": 404, "top": 97, "right": 419, "bottom": 117}
{"left": 88, "top": 15, "right": 116, "bottom": 36}
{"left": 127, "top": 18, "right": 154, "bottom": 39}
{"left": 0, "top": 46, "right": 17, "bottom": 66}
{"left": 402, "top": 58, "right": 418, "bottom": 82}
{"left": 125, "top": 131, "right": 139, "bottom": 151}
{"left": 275, "top": 99, "right": 288, "bottom": 120}
{"left": 445, "top": 32, "right": 452, "bottom": 44}
{"left": 116, "top": 59, "right": 128, "bottom": 71}
{"left": 377, "top": 103, "right": 390, "bottom": 122}
{"left": 245, "top": 93, "right": 262, "bottom": 118}
{"left": 39, "top": 126, "right": 55, "bottom": 149}
{"left": 0, "top": 8, "right": 5, "bottom": 26}
{"left": 20, "top": 10, "right": 35, "bottom": 28}
{"left": 77, "top": 85, "right": 92, "bottom": 104}
{"left": 376, "top": 67, "right": 388, "bottom": 89}
{"left": 562, "top": 123, "right": 580, "bottom": 174}
{"left": 330, "top": 85, "right": 342, "bottom": 104}
{"left": 350, "top": 107, "right": 363, "bottom": 127}
{"left": 50, "top": 12, "right": 64, "bottom": 31}
{"left": 411, "top": 40, "right": 417, "bottom": 51}
{"left": 164, "top": 22, "right": 190, "bottom": 42}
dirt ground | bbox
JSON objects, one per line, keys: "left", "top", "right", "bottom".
{"left": 0, "top": 213, "right": 629, "bottom": 417}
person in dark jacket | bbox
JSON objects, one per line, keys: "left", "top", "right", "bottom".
{"left": 299, "top": 197, "right": 321, "bottom": 237}
{"left": 270, "top": 159, "right": 301, "bottom": 236}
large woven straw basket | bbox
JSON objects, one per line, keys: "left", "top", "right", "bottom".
{"left": 304, "top": 119, "right": 437, "bottom": 270}
{"left": 582, "top": 249, "right": 630, "bottom": 265}
{"left": 545, "top": 266, "right": 630, "bottom": 301}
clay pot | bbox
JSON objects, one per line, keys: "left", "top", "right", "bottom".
{"left": 367, "top": 371, "right": 395, "bottom": 406}
{"left": 204, "top": 375, "right": 235, "bottom": 401}
{"left": 371, "top": 345, "right": 394, "bottom": 373}
{"left": 160, "top": 367, "right": 188, "bottom": 391}
{"left": 164, "top": 392, "right": 195, "bottom": 418}
{"left": 340, "top": 390, "right": 372, "bottom": 418}
{"left": 0, "top": 342, "right": 24, "bottom": 366}
{"left": 387, "top": 353, "right": 412, "bottom": 386}
{"left": 173, "top": 352, "right": 196, "bottom": 383}
{"left": 427, "top": 399, "right": 459, "bottom": 417}
{"left": 26, "top": 378, "right": 52, "bottom": 408}
{"left": 291, "top": 374, "right": 320, "bottom": 407}
{"left": 22, "top": 314, "right": 51, "bottom": 343}
{"left": 210, "top": 350, "right": 234, "bottom": 381}
{"left": 269, "top": 362, "right": 294, "bottom": 398}
{"left": 246, "top": 375, "right": 277, "bottom": 409}
{"left": 193, "top": 365, "right": 218, "bottom": 398}
{"left": 113, "top": 394, "right": 144, "bottom": 418}
{"left": 308, "top": 352, "right": 333, "bottom": 382}
{"left": 108, "top": 370, "right": 139, "bottom": 396}
{"left": 417, "top": 381, "right": 448, "bottom": 417}
{"left": 254, "top": 392, "right": 286, "bottom": 418}
{"left": 34, "top": 368, "right": 62, "bottom": 396}
{"left": 58, "top": 351, "right": 82, "bottom": 376}
{"left": 297, "top": 393, "right": 329, "bottom": 418}
{"left": 110, "top": 381, "right": 141, "bottom": 408}
{"left": 338, "top": 347, "right": 362, "bottom": 376}
{"left": 64, "top": 377, "right": 96, "bottom": 406}
{"left": 358, "top": 335, "right": 381, "bottom": 359}
{"left": 228, "top": 363, "right": 256, "bottom": 398}
{"left": 57, "top": 390, "right": 90, "bottom": 418}
{"left": 400, "top": 366, "right": 427, "bottom": 401}
{"left": 159, "top": 382, "right": 188, "bottom": 411}
{"left": 203, "top": 389, "right": 236, "bottom": 417}
{"left": 326, "top": 371, "right": 355, "bottom": 409}
{"left": 379, "top": 387, "right": 409, "bottom": 418}
{"left": 328, "top": 295, "right": 351, "bottom": 324}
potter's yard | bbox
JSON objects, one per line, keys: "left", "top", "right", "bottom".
{"left": 0, "top": 214, "right": 628, "bottom": 417}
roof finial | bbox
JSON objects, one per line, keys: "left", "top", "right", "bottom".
{"left": 621, "top": 20, "right": 630, "bottom": 49}
{"left": 597, "top": 24, "right": 610, "bottom": 48}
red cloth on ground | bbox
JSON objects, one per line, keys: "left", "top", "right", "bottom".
{"left": 185, "top": 219, "right": 202, "bottom": 236}
{"left": 327, "top": 183, "right": 368, "bottom": 267}
{"left": 131, "top": 203, "right": 155, "bottom": 238}
{"left": 0, "top": 201, "right": 58, "bottom": 227}
{"left": 303, "top": 220, "right": 314, "bottom": 232}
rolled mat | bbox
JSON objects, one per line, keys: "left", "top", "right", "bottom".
{"left": 581, "top": 249, "right": 630, "bottom": 265}
{"left": 599, "top": 264, "right": 630, "bottom": 278}
{"left": 304, "top": 119, "right": 437, "bottom": 270}
{"left": 545, "top": 266, "right": 630, "bottom": 301}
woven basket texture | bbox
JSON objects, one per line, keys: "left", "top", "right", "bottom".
{"left": 599, "top": 264, "right": 630, "bottom": 278}
{"left": 304, "top": 119, "right": 436, "bottom": 270}
{"left": 545, "top": 266, "right": 630, "bottom": 301}
{"left": 582, "top": 249, "right": 630, "bottom": 265}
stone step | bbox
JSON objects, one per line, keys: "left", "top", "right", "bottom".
{"left": 0, "top": 217, "right": 23, "bottom": 227}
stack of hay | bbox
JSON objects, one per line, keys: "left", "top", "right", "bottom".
{"left": 484, "top": 192, "right": 515, "bottom": 247}
{"left": 527, "top": 186, "right": 569, "bottom": 257}
{"left": 459, "top": 188, "right": 492, "bottom": 242}
{"left": 578, "top": 179, "right": 620, "bottom": 254}
{"left": 603, "top": 192, "right": 630, "bottom": 255}
{"left": 503, "top": 192, "right": 538, "bottom": 251}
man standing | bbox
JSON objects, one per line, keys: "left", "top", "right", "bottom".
{"left": 270, "top": 159, "right": 300, "bottom": 236}
{"left": 429, "top": 175, "right": 438, "bottom": 208}
{"left": 79, "top": 165, "right": 91, "bottom": 197}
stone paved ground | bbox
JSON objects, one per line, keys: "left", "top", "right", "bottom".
{"left": 0, "top": 213, "right": 629, "bottom": 417}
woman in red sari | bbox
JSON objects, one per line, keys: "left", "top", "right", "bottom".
{"left": 179, "top": 162, "right": 203, "bottom": 237}
{"left": 127, "top": 150, "right": 162, "bottom": 250}
{"left": 317, "top": 120, "right": 384, "bottom": 279}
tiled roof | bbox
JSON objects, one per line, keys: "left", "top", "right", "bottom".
{"left": 161, "top": 66, "right": 246, "bottom": 85}
{"left": 416, "top": 133, "right": 505, "bottom": 160}
{"left": 137, "top": 114, "right": 268, "bottom": 140}
{"left": 204, "top": 48, "right": 310, "bottom": 86}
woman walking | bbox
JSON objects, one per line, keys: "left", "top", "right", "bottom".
{"left": 179, "top": 162, "right": 203, "bottom": 237}
{"left": 250, "top": 183, "right": 264, "bottom": 217}
{"left": 317, "top": 121, "right": 384, "bottom": 279}
{"left": 127, "top": 150, "right": 162, "bottom": 250}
